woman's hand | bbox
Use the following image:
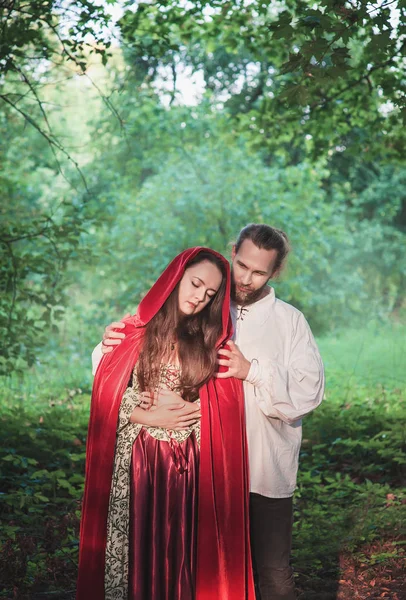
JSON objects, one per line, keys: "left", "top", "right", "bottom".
{"left": 130, "top": 401, "right": 201, "bottom": 431}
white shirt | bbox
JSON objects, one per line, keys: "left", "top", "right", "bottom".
{"left": 91, "top": 287, "right": 324, "bottom": 498}
{"left": 233, "top": 288, "right": 324, "bottom": 497}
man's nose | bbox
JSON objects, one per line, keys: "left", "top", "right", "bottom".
{"left": 241, "top": 271, "right": 252, "bottom": 286}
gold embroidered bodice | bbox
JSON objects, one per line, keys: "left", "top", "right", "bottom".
{"left": 118, "top": 363, "right": 201, "bottom": 445}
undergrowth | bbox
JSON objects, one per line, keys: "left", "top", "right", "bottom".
{"left": 1, "top": 326, "right": 405, "bottom": 598}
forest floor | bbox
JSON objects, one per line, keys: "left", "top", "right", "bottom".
{"left": 296, "top": 538, "right": 406, "bottom": 599}
{"left": 2, "top": 534, "right": 405, "bottom": 599}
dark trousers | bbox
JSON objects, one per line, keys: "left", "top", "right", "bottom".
{"left": 249, "top": 493, "right": 296, "bottom": 600}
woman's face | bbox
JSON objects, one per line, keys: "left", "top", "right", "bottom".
{"left": 178, "top": 260, "right": 223, "bottom": 316}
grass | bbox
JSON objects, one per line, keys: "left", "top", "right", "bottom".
{"left": 318, "top": 321, "right": 406, "bottom": 388}
{"left": 0, "top": 324, "right": 405, "bottom": 599}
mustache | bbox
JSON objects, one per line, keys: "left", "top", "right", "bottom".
{"left": 231, "top": 279, "right": 267, "bottom": 306}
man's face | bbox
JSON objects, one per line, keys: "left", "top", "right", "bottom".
{"left": 231, "top": 239, "right": 278, "bottom": 305}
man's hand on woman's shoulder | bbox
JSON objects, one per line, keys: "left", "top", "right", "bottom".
{"left": 216, "top": 340, "right": 251, "bottom": 380}
{"left": 101, "top": 313, "right": 130, "bottom": 354}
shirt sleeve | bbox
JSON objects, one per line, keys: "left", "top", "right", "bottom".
{"left": 91, "top": 342, "right": 103, "bottom": 376}
{"left": 245, "top": 313, "right": 325, "bottom": 424}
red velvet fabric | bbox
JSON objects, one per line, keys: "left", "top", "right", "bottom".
{"left": 196, "top": 376, "right": 253, "bottom": 599}
{"left": 76, "top": 247, "right": 255, "bottom": 599}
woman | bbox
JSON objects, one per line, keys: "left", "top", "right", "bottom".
{"left": 76, "top": 248, "right": 255, "bottom": 600}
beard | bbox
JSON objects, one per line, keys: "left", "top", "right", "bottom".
{"left": 230, "top": 275, "right": 269, "bottom": 306}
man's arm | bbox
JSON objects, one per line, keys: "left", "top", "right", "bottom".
{"left": 217, "top": 313, "right": 324, "bottom": 424}
{"left": 92, "top": 342, "right": 104, "bottom": 376}
{"left": 245, "top": 313, "right": 325, "bottom": 424}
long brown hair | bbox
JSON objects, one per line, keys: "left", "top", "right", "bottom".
{"left": 137, "top": 251, "right": 227, "bottom": 401}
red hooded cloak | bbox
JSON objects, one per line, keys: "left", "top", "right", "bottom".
{"left": 76, "top": 247, "right": 255, "bottom": 599}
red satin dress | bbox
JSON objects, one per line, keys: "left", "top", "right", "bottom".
{"left": 105, "top": 364, "right": 200, "bottom": 600}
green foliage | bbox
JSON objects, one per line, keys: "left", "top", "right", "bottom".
{"left": 0, "top": 1, "right": 405, "bottom": 595}
{"left": 79, "top": 140, "right": 404, "bottom": 333}
{"left": 0, "top": 0, "right": 112, "bottom": 76}
{"left": 1, "top": 0, "right": 405, "bottom": 377}
{"left": 0, "top": 384, "right": 89, "bottom": 597}
{"left": 117, "top": 0, "right": 406, "bottom": 160}
{"left": 0, "top": 0, "right": 120, "bottom": 378}
{"left": 0, "top": 0, "right": 113, "bottom": 176}
{"left": 293, "top": 474, "right": 405, "bottom": 578}
{"left": 0, "top": 325, "right": 405, "bottom": 597}
{"left": 0, "top": 111, "right": 93, "bottom": 376}
{"left": 301, "top": 388, "right": 405, "bottom": 483}
{"left": 0, "top": 40, "right": 112, "bottom": 376}
{"left": 292, "top": 325, "right": 406, "bottom": 576}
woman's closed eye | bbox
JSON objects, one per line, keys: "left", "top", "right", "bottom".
{"left": 192, "top": 279, "right": 217, "bottom": 299}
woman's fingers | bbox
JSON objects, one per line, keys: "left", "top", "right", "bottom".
{"left": 101, "top": 316, "right": 130, "bottom": 352}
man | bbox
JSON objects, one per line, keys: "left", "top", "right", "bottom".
{"left": 92, "top": 224, "right": 325, "bottom": 600}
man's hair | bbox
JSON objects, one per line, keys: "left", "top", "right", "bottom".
{"left": 235, "top": 223, "right": 290, "bottom": 275}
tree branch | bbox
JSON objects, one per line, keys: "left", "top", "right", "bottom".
{"left": 310, "top": 55, "right": 400, "bottom": 111}
{"left": 0, "top": 94, "right": 89, "bottom": 192}
{"left": 2, "top": 241, "right": 18, "bottom": 331}
{"left": 0, "top": 223, "right": 52, "bottom": 244}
